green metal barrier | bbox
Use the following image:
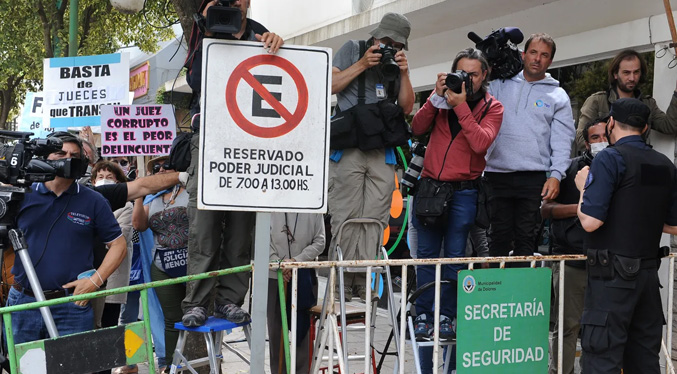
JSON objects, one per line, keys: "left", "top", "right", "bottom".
{"left": 0, "top": 264, "right": 252, "bottom": 374}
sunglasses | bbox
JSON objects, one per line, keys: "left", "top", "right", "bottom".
{"left": 112, "top": 159, "right": 129, "bottom": 167}
{"left": 153, "top": 163, "right": 171, "bottom": 173}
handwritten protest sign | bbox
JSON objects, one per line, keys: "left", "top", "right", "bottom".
{"left": 43, "top": 53, "right": 130, "bottom": 128}
{"left": 100, "top": 104, "right": 176, "bottom": 156}
{"left": 19, "top": 92, "right": 55, "bottom": 138}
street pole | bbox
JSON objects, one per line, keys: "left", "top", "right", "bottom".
{"left": 69, "top": 0, "right": 79, "bottom": 57}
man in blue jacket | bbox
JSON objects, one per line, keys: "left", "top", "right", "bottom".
{"left": 485, "top": 33, "right": 575, "bottom": 263}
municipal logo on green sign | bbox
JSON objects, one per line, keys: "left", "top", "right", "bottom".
{"left": 456, "top": 268, "right": 551, "bottom": 373}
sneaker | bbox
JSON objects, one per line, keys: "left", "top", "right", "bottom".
{"left": 215, "top": 303, "right": 251, "bottom": 323}
{"left": 335, "top": 285, "right": 353, "bottom": 302}
{"left": 182, "top": 306, "right": 208, "bottom": 327}
{"left": 414, "top": 314, "right": 433, "bottom": 341}
{"left": 438, "top": 315, "right": 456, "bottom": 341}
{"left": 354, "top": 285, "right": 378, "bottom": 303}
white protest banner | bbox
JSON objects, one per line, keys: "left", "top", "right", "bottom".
{"left": 19, "top": 92, "right": 54, "bottom": 138}
{"left": 43, "top": 53, "right": 130, "bottom": 128}
{"left": 100, "top": 105, "right": 176, "bottom": 156}
{"left": 198, "top": 40, "right": 331, "bottom": 212}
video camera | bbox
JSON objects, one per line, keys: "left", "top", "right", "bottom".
{"left": 203, "top": 0, "right": 242, "bottom": 36}
{"left": 0, "top": 131, "right": 84, "bottom": 187}
{"left": 468, "top": 27, "right": 524, "bottom": 80}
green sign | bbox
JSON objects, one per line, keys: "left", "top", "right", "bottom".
{"left": 456, "top": 268, "right": 551, "bottom": 373}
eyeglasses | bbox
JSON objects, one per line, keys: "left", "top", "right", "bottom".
{"left": 113, "top": 159, "right": 129, "bottom": 167}
{"left": 153, "top": 163, "right": 171, "bottom": 173}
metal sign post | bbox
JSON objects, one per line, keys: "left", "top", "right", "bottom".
{"left": 249, "top": 212, "right": 271, "bottom": 374}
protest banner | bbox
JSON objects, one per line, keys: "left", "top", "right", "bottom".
{"left": 100, "top": 104, "right": 176, "bottom": 156}
{"left": 43, "top": 53, "right": 130, "bottom": 128}
{"left": 19, "top": 92, "right": 54, "bottom": 138}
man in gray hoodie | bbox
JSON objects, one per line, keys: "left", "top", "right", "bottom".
{"left": 484, "top": 33, "right": 575, "bottom": 263}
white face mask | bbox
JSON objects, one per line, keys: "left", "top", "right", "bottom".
{"left": 95, "top": 178, "right": 116, "bottom": 187}
{"left": 590, "top": 142, "right": 609, "bottom": 157}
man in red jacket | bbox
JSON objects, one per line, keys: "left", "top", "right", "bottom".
{"left": 409, "top": 48, "right": 504, "bottom": 372}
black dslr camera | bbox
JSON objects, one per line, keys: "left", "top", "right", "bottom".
{"left": 376, "top": 43, "right": 400, "bottom": 81}
{"left": 445, "top": 70, "right": 473, "bottom": 96}
{"left": 195, "top": 0, "right": 242, "bottom": 36}
{"left": 468, "top": 27, "right": 524, "bottom": 80}
{"left": 0, "top": 131, "right": 83, "bottom": 187}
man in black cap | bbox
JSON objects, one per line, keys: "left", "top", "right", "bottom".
{"left": 574, "top": 98, "right": 677, "bottom": 373}
{"left": 329, "top": 12, "right": 414, "bottom": 301}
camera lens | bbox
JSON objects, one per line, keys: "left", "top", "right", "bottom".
{"left": 445, "top": 73, "right": 464, "bottom": 94}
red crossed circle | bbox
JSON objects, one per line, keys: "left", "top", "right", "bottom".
{"left": 226, "top": 54, "right": 308, "bottom": 138}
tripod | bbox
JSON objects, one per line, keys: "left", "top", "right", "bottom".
{"left": 0, "top": 186, "right": 59, "bottom": 337}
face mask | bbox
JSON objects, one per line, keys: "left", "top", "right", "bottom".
{"left": 590, "top": 142, "right": 609, "bottom": 157}
{"left": 605, "top": 122, "right": 614, "bottom": 146}
{"left": 95, "top": 179, "right": 116, "bottom": 187}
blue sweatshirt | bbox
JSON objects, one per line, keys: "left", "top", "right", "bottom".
{"left": 485, "top": 71, "right": 575, "bottom": 181}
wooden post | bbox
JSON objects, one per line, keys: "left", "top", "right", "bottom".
{"left": 663, "top": 0, "right": 677, "bottom": 53}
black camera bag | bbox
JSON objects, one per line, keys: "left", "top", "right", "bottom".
{"left": 329, "top": 107, "right": 359, "bottom": 149}
{"left": 168, "top": 130, "right": 195, "bottom": 172}
{"left": 415, "top": 177, "right": 454, "bottom": 229}
{"left": 379, "top": 99, "right": 411, "bottom": 148}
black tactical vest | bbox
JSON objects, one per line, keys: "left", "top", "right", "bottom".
{"left": 585, "top": 142, "right": 675, "bottom": 259}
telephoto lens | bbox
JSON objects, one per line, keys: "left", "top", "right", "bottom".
{"left": 401, "top": 142, "right": 426, "bottom": 191}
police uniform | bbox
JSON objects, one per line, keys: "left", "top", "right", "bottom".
{"left": 579, "top": 98, "right": 677, "bottom": 373}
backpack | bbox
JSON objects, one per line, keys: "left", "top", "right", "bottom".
{"left": 168, "top": 131, "right": 195, "bottom": 172}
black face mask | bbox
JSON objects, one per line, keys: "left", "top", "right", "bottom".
{"left": 605, "top": 120, "right": 615, "bottom": 146}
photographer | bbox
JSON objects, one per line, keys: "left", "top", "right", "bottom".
{"left": 328, "top": 12, "right": 414, "bottom": 302}
{"left": 409, "top": 48, "right": 503, "bottom": 372}
{"left": 181, "top": 0, "right": 284, "bottom": 327}
{"left": 8, "top": 133, "right": 126, "bottom": 344}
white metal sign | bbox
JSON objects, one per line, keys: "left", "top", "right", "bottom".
{"left": 198, "top": 40, "right": 331, "bottom": 212}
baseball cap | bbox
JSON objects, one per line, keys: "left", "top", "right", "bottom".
{"left": 610, "top": 98, "right": 651, "bottom": 128}
{"left": 369, "top": 12, "right": 411, "bottom": 50}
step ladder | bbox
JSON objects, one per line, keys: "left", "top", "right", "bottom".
{"left": 310, "top": 218, "right": 400, "bottom": 373}
{"left": 395, "top": 280, "right": 456, "bottom": 374}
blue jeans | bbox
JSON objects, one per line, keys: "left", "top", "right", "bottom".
{"left": 7, "top": 287, "right": 93, "bottom": 344}
{"left": 413, "top": 188, "right": 477, "bottom": 318}
{"left": 119, "top": 290, "right": 140, "bottom": 324}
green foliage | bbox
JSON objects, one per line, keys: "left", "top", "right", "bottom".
{"left": 0, "top": 0, "right": 177, "bottom": 129}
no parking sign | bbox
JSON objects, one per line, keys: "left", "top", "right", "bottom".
{"left": 198, "top": 40, "right": 331, "bottom": 212}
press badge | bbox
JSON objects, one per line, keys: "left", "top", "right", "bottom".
{"left": 376, "top": 83, "right": 386, "bottom": 98}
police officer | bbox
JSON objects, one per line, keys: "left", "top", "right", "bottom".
{"left": 575, "top": 98, "right": 677, "bottom": 373}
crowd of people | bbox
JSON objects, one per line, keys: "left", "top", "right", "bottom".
{"left": 4, "top": 2, "right": 677, "bottom": 374}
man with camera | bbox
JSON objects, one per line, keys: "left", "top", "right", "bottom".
{"left": 410, "top": 48, "right": 504, "bottom": 372}
{"left": 181, "top": 0, "right": 284, "bottom": 327}
{"left": 542, "top": 117, "right": 608, "bottom": 374}
{"left": 575, "top": 98, "right": 677, "bottom": 373}
{"left": 484, "top": 33, "right": 575, "bottom": 263}
{"left": 575, "top": 49, "right": 677, "bottom": 154}
{"left": 8, "top": 132, "right": 127, "bottom": 344}
{"left": 329, "top": 12, "right": 414, "bottom": 302}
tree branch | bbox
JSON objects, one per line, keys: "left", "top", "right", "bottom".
{"left": 36, "top": 0, "right": 54, "bottom": 58}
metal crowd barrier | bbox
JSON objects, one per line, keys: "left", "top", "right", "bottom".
{"left": 1, "top": 254, "right": 675, "bottom": 374}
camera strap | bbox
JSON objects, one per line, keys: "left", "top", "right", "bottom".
{"left": 358, "top": 40, "right": 367, "bottom": 105}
